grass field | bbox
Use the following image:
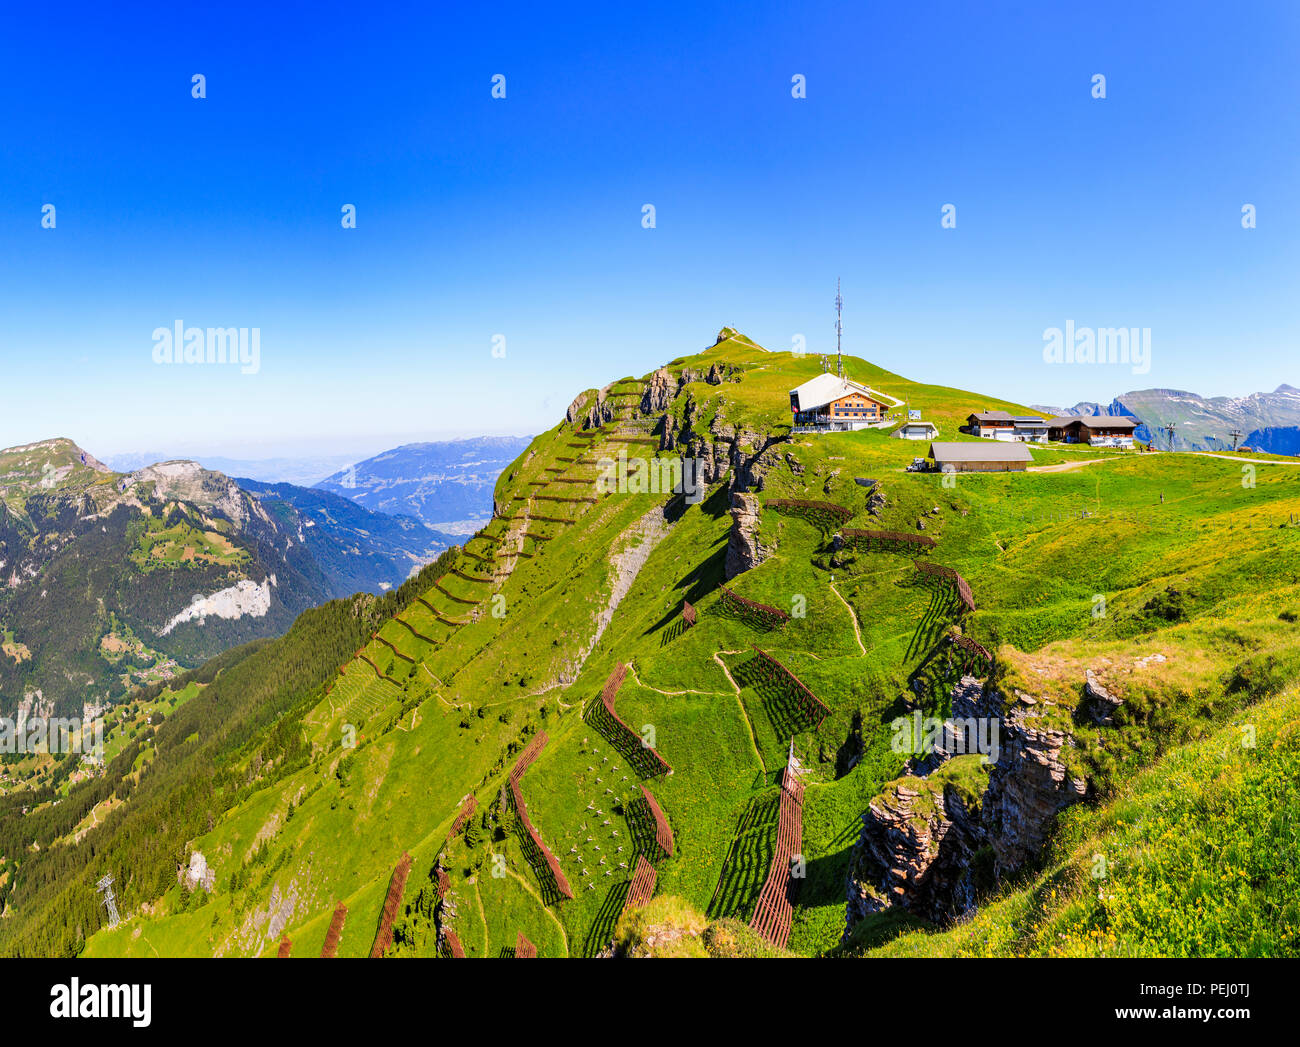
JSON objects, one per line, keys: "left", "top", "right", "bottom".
{"left": 80, "top": 334, "right": 1300, "bottom": 959}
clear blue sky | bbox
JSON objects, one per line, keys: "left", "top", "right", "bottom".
{"left": 1, "top": 0, "right": 1295, "bottom": 458}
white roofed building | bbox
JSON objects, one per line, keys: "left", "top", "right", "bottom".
{"left": 894, "top": 419, "right": 939, "bottom": 440}
{"left": 789, "top": 373, "right": 900, "bottom": 432}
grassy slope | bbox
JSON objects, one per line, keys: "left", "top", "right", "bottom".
{"left": 844, "top": 683, "right": 1300, "bottom": 957}
{"left": 81, "top": 335, "right": 1300, "bottom": 958}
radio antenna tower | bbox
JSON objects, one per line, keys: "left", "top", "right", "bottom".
{"left": 95, "top": 873, "right": 120, "bottom": 928}
{"left": 834, "top": 278, "right": 844, "bottom": 379}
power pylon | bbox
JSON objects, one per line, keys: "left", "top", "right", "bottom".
{"left": 95, "top": 873, "right": 120, "bottom": 928}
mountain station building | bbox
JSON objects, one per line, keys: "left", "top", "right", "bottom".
{"left": 964, "top": 410, "right": 1050, "bottom": 443}
{"left": 789, "top": 374, "right": 895, "bottom": 432}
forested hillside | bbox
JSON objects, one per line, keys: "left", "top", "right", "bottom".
{"left": 0, "top": 550, "right": 458, "bottom": 957}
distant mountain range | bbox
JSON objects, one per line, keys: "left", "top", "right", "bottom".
{"left": 107, "top": 435, "right": 535, "bottom": 531}
{"left": 0, "top": 440, "right": 452, "bottom": 717}
{"left": 105, "top": 451, "right": 362, "bottom": 488}
{"left": 1033, "top": 384, "right": 1300, "bottom": 452}
{"left": 315, "top": 436, "right": 532, "bottom": 533}
{"left": 236, "top": 478, "right": 452, "bottom": 597}
{"left": 0, "top": 442, "right": 330, "bottom": 716}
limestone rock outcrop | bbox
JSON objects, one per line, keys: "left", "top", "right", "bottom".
{"left": 640, "top": 368, "right": 675, "bottom": 415}
{"left": 845, "top": 777, "right": 983, "bottom": 927}
{"left": 724, "top": 492, "right": 767, "bottom": 579}
{"left": 1081, "top": 669, "right": 1124, "bottom": 725}
{"left": 982, "top": 697, "right": 1088, "bottom": 878}
{"left": 844, "top": 675, "right": 1089, "bottom": 938}
{"left": 565, "top": 390, "right": 592, "bottom": 425}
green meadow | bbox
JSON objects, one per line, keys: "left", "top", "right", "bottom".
{"left": 72, "top": 334, "right": 1300, "bottom": 959}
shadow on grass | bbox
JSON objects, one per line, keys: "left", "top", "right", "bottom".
{"left": 580, "top": 879, "right": 632, "bottom": 957}
{"left": 658, "top": 617, "right": 689, "bottom": 647}
{"left": 582, "top": 699, "right": 670, "bottom": 780}
{"left": 624, "top": 792, "right": 671, "bottom": 862}
{"left": 707, "top": 791, "right": 780, "bottom": 921}
{"left": 904, "top": 577, "right": 959, "bottom": 662}
{"left": 732, "top": 654, "right": 821, "bottom": 739}
{"left": 645, "top": 543, "right": 728, "bottom": 641}
{"left": 513, "top": 817, "right": 566, "bottom": 907}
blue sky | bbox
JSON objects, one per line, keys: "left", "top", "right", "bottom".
{"left": 1, "top": 0, "right": 1295, "bottom": 459}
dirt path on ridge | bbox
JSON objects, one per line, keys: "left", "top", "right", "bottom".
{"left": 828, "top": 581, "right": 866, "bottom": 655}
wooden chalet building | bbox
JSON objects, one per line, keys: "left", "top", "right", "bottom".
{"left": 1046, "top": 416, "right": 1077, "bottom": 441}
{"left": 964, "top": 410, "right": 1049, "bottom": 443}
{"left": 1048, "top": 415, "right": 1140, "bottom": 448}
{"left": 789, "top": 373, "right": 894, "bottom": 432}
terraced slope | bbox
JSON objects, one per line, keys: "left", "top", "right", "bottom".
{"left": 66, "top": 329, "right": 1300, "bottom": 959}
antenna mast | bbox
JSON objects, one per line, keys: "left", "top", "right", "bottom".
{"left": 834, "top": 278, "right": 844, "bottom": 379}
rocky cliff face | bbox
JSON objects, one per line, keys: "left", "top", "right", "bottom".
{"left": 565, "top": 388, "right": 617, "bottom": 430}
{"left": 564, "top": 352, "right": 786, "bottom": 581}
{"left": 640, "top": 368, "right": 676, "bottom": 415}
{"left": 122, "top": 460, "right": 278, "bottom": 539}
{"left": 724, "top": 491, "right": 767, "bottom": 579}
{"left": 906, "top": 673, "right": 999, "bottom": 776}
{"left": 845, "top": 675, "right": 1089, "bottom": 936}
{"left": 565, "top": 391, "right": 591, "bottom": 426}
{"left": 845, "top": 777, "right": 983, "bottom": 927}
{"left": 982, "top": 695, "right": 1088, "bottom": 878}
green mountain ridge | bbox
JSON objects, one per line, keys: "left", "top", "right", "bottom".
{"left": 3, "top": 331, "right": 1298, "bottom": 959}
